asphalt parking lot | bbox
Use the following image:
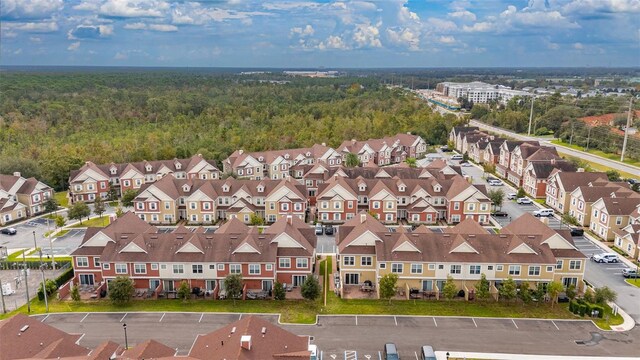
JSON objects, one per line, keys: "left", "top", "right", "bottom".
{"left": 33, "top": 312, "right": 640, "bottom": 358}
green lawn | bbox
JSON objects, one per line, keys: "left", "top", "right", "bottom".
{"left": 625, "top": 279, "right": 640, "bottom": 288}
{"left": 591, "top": 303, "right": 625, "bottom": 330}
{"left": 54, "top": 192, "right": 69, "bottom": 208}
{"left": 69, "top": 217, "right": 110, "bottom": 228}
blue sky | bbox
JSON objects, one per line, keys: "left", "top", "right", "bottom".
{"left": 1, "top": 0, "right": 639, "bottom": 67}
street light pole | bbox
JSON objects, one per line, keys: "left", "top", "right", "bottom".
{"left": 123, "top": 323, "right": 128, "bottom": 349}
{"left": 34, "top": 231, "right": 48, "bottom": 312}
{"left": 0, "top": 277, "right": 6, "bottom": 313}
{"left": 22, "top": 249, "right": 30, "bottom": 313}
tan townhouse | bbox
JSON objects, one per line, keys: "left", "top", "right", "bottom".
{"left": 336, "top": 212, "right": 586, "bottom": 299}
{"left": 613, "top": 224, "right": 640, "bottom": 261}
{"left": 0, "top": 173, "right": 54, "bottom": 221}
{"left": 568, "top": 183, "right": 631, "bottom": 226}
{"left": 590, "top": 196, "right": 640, "bottom": 241}
{"left": 546, "top": 171, "right": 608, "bottom": 214}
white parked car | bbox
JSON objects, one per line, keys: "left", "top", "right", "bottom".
{"left": 451, "top": 154, "right": 463, "bottom": 160}
{"left": 590, "top": 253, "right": 619, "bottom": 263}
{"left": 487, "top": 179, "right": 503, "bottom": 186}
{"left": 533, "top": 209, "right": 554, "bottom": 217}
{"left": 516, "top": 197, "right": 532, "bottom": 205}
{"left": 506, "top": 193, "right": 517, "bottom": 200}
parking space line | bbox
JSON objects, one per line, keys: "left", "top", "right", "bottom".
{"left": 120, "top": 313, "right": 127, "bottom": 323}
{"left": 41, "top": 314, "right": 49, "bottom": 322}
{"left": 511, "top": 319, "right": 518, "bottom": 329}
{"left": 159, "top": 313, "right": 165, "bottom": 322}
{"left": 472, "top": 318, "right": 477, "bottom": 327}
{"left": 552, "top": 320, "right": 559, "bottom": 330}
{"left": 433, "top": 317, "right": 438, "bottom": 327}
{"left": 199, "top": 313, "right": 204, "bottom": 323}
{"left": 80, "top": 313, "right": 89, "bottom": 323}
{"left": 239, "top": 314, "right": 242, "bottom": 320}
{"left": 75, "top": 333, "right": 85, "bottom": 345}
{"left": 394, "top": 316, "right": 397, "bottom": 326}
{"left": 414, "top": 351, "right": 419, "bottom": 360}
{"left": 355, "top": 315, "right": 358, "bottom": 326}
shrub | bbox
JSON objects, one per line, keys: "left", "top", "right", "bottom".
{"left": 591, "top": 305, "right": 604, "bottom": 318}
{"left": 273, "top": 282, "right": 285, "bottom": 300}
{"left": 578, "top": 304, "right": 587, "bottom": 317}
{"left": 71, "top": 284, "right": 81, "bottom": 302}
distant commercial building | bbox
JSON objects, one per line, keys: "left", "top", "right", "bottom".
{"left": 436, "top": 81, "right": 530, "bottom": 105}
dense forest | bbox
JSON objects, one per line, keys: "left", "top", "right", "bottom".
{"left": 0, "top": 71, "right": 460, "bottom": 190}
{"left": 470, "top": 93, "right": 640, "bottom": 161}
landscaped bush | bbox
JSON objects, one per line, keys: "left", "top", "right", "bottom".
{"left": 579, "top": 304, "right": 587, "bottom": 317}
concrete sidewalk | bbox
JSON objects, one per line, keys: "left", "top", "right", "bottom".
{"left": 436, "top": 351, "right": 640, "bottom": 360}
{"left": 608, "top": 301, "right": 636, "bottom": 332}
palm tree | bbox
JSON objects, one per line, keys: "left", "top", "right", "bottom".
{"left": 345, "top": 153, "right": 360, "bottom": 168}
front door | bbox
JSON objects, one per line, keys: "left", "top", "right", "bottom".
{"left": 79, "top": 274, "right": 94, "bottom": 286}
{"left": 344, "top": 273, "right": 359, "bottom": 285}
{"left": 163, "top": 280, "right": 175, "bottom": 291}
{"left": 149, "top": 279, "right": 160, "bottom": 290}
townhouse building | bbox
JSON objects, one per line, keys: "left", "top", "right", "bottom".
{"left": 222, "top": 143, "right": 341, "bottom": 180}
{"left": 613, "top": 223, "right": 640, "bottom": 261}
{"left": 0, "top": 172, "right": 54, "bottom": 224}
{"left": 545, "top": 171, "right": 608, "bottom": 214}
{"left": 338, "top": 133, "right": 427, "bottom": 166}
{"left": 590, "top": 196, "right": 640, "bottom": 241}
{"left": 568, "top": 182, "right": 632, "bottom": 226}
{"left": 505, "top": 143, "right": 560, "bottom": 187}
{"left": 70, "top": 212, "right": 316, "bottom": 294}
{"left": 133, "top": 177, "right": 306, "bottom": 225}
{"left": 336, "top": 212, "right": 586, "bottom": 299}
{"left": 68, "top": 155, "right": 219, "bottom": 203}
{"left": 315, "top": 169, "right": 491, "bottom": 225}
{"left": 522, "top": 160, "right": 576, "bottom": 198}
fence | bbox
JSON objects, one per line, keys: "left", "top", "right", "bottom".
{"left": 0, "top": 260, "right": 72, "bottom": 270}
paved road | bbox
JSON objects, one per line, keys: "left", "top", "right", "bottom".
{"left": 469, "top": 120, "right": 640, "bottom": 177}
{"left": 454, "top": 154, "right": 640, "bottom": 322}
{"left": 34, "top": 312, "right": 639, "bottom": 358}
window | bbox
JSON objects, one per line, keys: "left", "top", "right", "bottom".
{"left": 192, "top": 264, "right": 203, "bottom": 274}
{"left": 151, "top": 263, "right": 158, "bottom": 270}
{"left": 102, "top": 263, "right": 110, "bottom": 270}
{"left": 546, "top": 266, "right": 554, "bottom": 272}
{"left": 373, "top": 201, "right": 380, "bottom": 209}
{"left": 438, "top": 264, "right": 444, "bottom": 270}
{"left": 428, "top": 264, "right": 435, "bottom": 270}
{"left": 190, "top": 202, "right": 196, "bottom": 210}
{"left": 528, "top": 266, "right": 540, "bottom": 276}
{"left": 230, "top": 264, "right": 241, "bottom": 274}
{"left": 129, "top": 263, "right": 145, "bottom": 274}
{"left": 487, "top": 265, "right": 494, "bottom": 271}
{"left": 391, "top": 263, "right": 403, "bottom": 273}
{"left": 379, "top": 263, "right": 386, "bottom": 269}
{"left": 386, "top": 201, "right": 393, "bottom": 209}
{"left": 385, "top": 213, "right": 393, "bottom": 222}
{"left": 249, "top": 264, "right": 261, "bottom": 274}
{"left": 343, "top": 256, "right": 355, "bottom": 266}
{"left": 281, "top": 203, "right": 289, "bottom": 211}
{"left": 469, "top": 265, "right": 481, "bottom": 275}
{"left": 279, "top": 258, "right": 291, "bottom": 268}
{"left": 293, "top": 258, "right": 308, "bottom": 269}
{"left": 136, "top": 202, "right": 144, "bottom": 210}
{"left": 172, "top": 264, "right": 184, "bottom": 274}
{"left": 321, "top": 201, "right": 328, "bottom": 209}
{"left": 450, "top": 265, "right": 461, "bottom": 274}
{"left": 616, "top": 217, "right": 622, "bottom": 225}
{"left": 348, "top": 201, "right": 353, "bottom": 209}
{"left": 294, "top": 203, "right": 302, "bottom": 211}
{"left": 93, "top": 257, "right": 100, "bottom": 267}
{"left": 217, "top": 264, "right": 225, "bottom": 271}
{"left": 569, "top": 260, "right": 581, "bottom": 270}
{"left": 411, "top": 264, "right": 423, "bottom": 274}
{"left": 480, "top": 203, "right": 488, "bottom": 211}
{"left": 454, "top": 202, "right": 460, "bottom": 210}
{"left": 361, "top": 256, "right": 372, "bottom": 266}
{"left": 270, "top": 203, "right": 276, "bottom": 210}
{"left": 556, "top": 260, "right": 563, "bottom": 269}
{"left": 334, "top": 201, "right": 341, "bottom": 209}
{"left": 76, "top": 257, "right": 88, "bottom": 267}
{"left": 467, "top": 203, "right": 476, "bottom": 211}
{"left": 508, "top": 265, "right": 521, "bottom": 276}
{"left": 116, "top": 264, "right": 128, "bottom": 274}
{"left": 496, "top": 265, "right": 503, "bottom": 271}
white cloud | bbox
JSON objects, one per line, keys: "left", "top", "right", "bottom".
{"left": 573, "top": 42, "right": 584, "bottom": 49}
{"left": 438, "top": 35, "right": 456, "bottom": 44}
{"left": 148, "top": 24, "right": 177, "bottom": 32}
{"left": 114, "top": 51, "right": 128, "bottom": 60}
{"left": 67, "top": 24, "right": 113, "bottom": 39}
{"left": 461, "top": 22, "right": 494, "bottom": 33}
{"left": 123, "top": 22, "right": 146, "bottom": 30}
{"left": 29, "top": 36, "right": 42, "bottom": 42}
{"left": 3, "top": 21, "right": 59, "bottom": 33}
{"left": 547, "top": 42, "right": 560, "bottom": 50}
{"left": 73, "top": 0, "right": 100, "bottom": 11}
{"left": 563, "top": 0, "right": 640, "bottom": 14}
{"left": 170, "top": 3, "right": 270, "bottom": 25}
{"left": 353, "top": 23, "right": 382, "bottom": 48}
{"left": 426, "top": 18, "right": 458, "bottom": 32}
{"left": 290, "top": 25, "right": 314, "bottom": 37}
{"left": 0, "top": 0, "right": 63, "bottom": 20}
{"left": 386, "top": 27, "right": 420, "bottom": 51}
{"left": 68, "top": 42, "right": 81, "bottom": 51}
{"left": 124, "top": 22, "right": 177, "bottom": 31}
{"left": 448, "top": 10, "right": 476, "bottom": 22}
{"left": 318, "top": 35, "right": 349, "bottom": 50}
{"left": 99, "top": 0, "right": 168, "bottom": 18}
{"left": 262, "top": 2, "right": 320, "bottom": 11}
{"left": 398, "top": 6, "right": 419, "bottom": 23}
{"left": 500, "top": 5, "right": 579, "bottom": 28}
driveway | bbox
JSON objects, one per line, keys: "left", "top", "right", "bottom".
{"left": 451, "top": 153, "right": 640, "bottom": 322}
{"left": 33, "top": 312, "right": 639, "bottom": 358}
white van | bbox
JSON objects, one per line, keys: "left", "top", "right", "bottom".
{"left": 420, "top": 346, "right": 436, "bottom": 360}
{"left": 533, "top": 209, "right": 554, "bottom": 217}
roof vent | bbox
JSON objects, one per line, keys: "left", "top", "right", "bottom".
{"left": 20, "top": 325, "right": 29, "bottom": 332}
{"left": 231, "top": 327, "right": 236, "bottom": 334}
{"left": 240, "top": 335, "right": 251, "bottom": 350}
{"left": 527, "top": 235, "right": 535, "bottom": 239}
{"left": 443, "top": 234, "right": 450, "bottom": 237}
{"left": 261, "top": 327, "right": 267, "bottom": 335}
{"left": 121, "top": 235, "right": 128, "bottom": 239}
{"left": 499, "top": 234, "right": 507, "bottom": 238}
{"left": 468, "top": 234, "right": 475, "bottom": 238}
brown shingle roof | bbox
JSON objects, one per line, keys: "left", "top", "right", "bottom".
{"left": 121, "top": 339, "right": 176, "bottom": 359}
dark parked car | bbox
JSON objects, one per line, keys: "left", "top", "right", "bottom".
{"left": 491, "top": 211, "right": 508, "bottom": 217}
{"left": 324, "top": 226, "right": 334, "bottom": 235}
{"left": 0, "top": 227, "right": 17, "bottom": 235}
{"left": 569, "top": 227, "right": 584, "bottom": 236}
{"left": 557, "top": 293, "right": 570, "bottom": 303}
